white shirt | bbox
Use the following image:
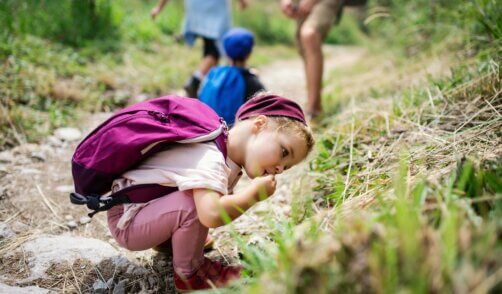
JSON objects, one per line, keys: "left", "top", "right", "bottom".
{"left": 112, "top": 142, "right": 242, "bottom": 229}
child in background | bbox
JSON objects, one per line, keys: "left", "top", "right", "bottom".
{"left": 151, "top": 0, "right": 249, "bottom": 97}
{"left": 107, "top": 94, "right": 314, "bottom": 291}
{"left": 199, "top": 27, "right": 265, "bottom": 126}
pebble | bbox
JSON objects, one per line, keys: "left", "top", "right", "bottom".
{"left": 106, "top": 278, "right": 114, "bottom": 288}
{"left": 67, "top": 221, "right": 78, "bottom": 229}
{"left": 10, "top": 221, "right": 29, "bottom": 233}
{"left": 0, "top": 165, "right": 7, "bottom": 177}
{"left": 111, "top": 256, "right": 130, "bottom": 269}
{"left": 30, "top": 151, "right": 46, "bottom": 162}
{"left": 79, "top": 216, "right": 91, "bottom": 224}
{"left": 19, "top": 168, "right": 40, "bottom": 175}
{"left": 0, "top": 151, "right": 14, "bottom": 163}
{"left": 47, "top": 136, "right": 63, "bottom": 147}
{"left": 65, "top": 215, "right": 74, "bottom": 221}
{"left": 54, "top": 127, "right": 82, "bottom": 142}
{"left": 112, "top": 280, "right": 127, "bottom": 294}
{"left": 92, "top": 280, "right": 108, "bottom": 294}
{"left": 56, "top": 185, "right": 74, "bottom": 193}
{"left": 0, "top": 223, "right": 15, "bottom": 238}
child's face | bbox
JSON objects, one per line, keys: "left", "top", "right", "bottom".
{"left": 243, "top": 116, "right": 308, "bottom": 178}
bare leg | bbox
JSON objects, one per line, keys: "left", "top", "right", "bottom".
{"left": 299, "top": 25, "right": 323, "bottom": 116}
{"left": 184, "top": 55, "right": 219, "bottom": 98}
{"left": 198, "top": 55, "right": 219, "bottom": 76}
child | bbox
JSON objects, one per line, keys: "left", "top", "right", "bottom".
{"left": 199, "top": 27, "right": 266, "bottom": 126}
{"left": 151, "top": 0, "right": 249, "bottom": 97}
{"left": 106, "top": 94, "right": 315, "bottom": 291}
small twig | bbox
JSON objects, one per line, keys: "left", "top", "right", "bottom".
{"left": 36, "top": 184, "right": 62, "bottom": 221}
{"left": 4, "top": 210, "right": 23, "bottom": 224}
{"left": 484, "top": 98, "right": 501, "bottom": 117}
{"left": 215, "top": 244, "right": 230, "bottom": 265}
{"left": 472, "top": 266, "right": 502, "bottom": 294}
{"left": 69, "top": 261, "right": 82, "bottom": 294}
{"left": 423, "top": 195, "right": 502, "bottom": 211}
{"left": 342, "top": 99, "right": 355, "bottom": 201}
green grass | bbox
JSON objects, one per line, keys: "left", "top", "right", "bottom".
{"left": 0, "top": 0, "right": 301, "bottom": 150}
{"left": 225, "top": 0, "right": 502, "bottom": 292}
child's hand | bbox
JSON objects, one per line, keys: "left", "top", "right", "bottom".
{"left": 238, "top": 0, "right": 249, "bottom": 10}
{"left": 151, "top": 6, "right": 161, "bottom": 20}
{"left": 251, "top": 175, "right": 276, "bottom": 201}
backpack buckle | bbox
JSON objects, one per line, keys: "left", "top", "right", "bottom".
{"left": 220, "top": 118, "right": 229, "bottom": 134}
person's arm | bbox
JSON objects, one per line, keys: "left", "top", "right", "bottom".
{"left": 297, "top": 0, "right": 318, "bottom": 17}
{"left": 238, "top": 0, "right": 249, "bottom": 10}
{"left": 193, "top": 175, "right": 276, "bottom": 228}
{"left": 280, "top": 0, "right": 297, "bottom": 18}
{"left": 151, "top": 0, "right": 170, "bottom": 20}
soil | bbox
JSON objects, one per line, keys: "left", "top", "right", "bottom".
{"left": 0, "top": 45, "right": 367, "bottom": 292}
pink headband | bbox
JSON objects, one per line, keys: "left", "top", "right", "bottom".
{"left": 235, "top": 94, "right": 307, "bottom": 125}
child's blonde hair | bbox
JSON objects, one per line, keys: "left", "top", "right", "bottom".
{"left": 269, "top": 116, "right": 315, "bottom": 155}
{"left": 236, "top": 91, "right": 315, "bottom": 155}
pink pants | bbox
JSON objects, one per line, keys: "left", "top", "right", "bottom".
{"left": 107, "top": 190, "right": 207, "bottom": 276}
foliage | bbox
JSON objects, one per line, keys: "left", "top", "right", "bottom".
{"left": 365, "top": 0, "right": 502, "bottom": 56}
{"left": 230, "top": 0, "right": 502, "bottom": 291}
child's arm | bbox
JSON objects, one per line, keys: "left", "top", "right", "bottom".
{"left": 238, "top": 0, "right": 249, "bottom": 10}
{"left": 151, "top": 0, "right": 170, "bottom": 20}
{"left": 193, "top": 175, "right": 276, "bottom": 228}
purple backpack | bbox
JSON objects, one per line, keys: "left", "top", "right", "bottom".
{"left": 70, "top": 95, "right": 228, "bottom": 217}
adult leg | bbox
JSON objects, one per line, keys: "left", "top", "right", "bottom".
{"left": 297, "top": 0, "right": 344, "bottom": 116}
{"left": 299, "top": 24, "right": 324, "bottom": 116}
{"left": 107, "top": 190, "right": 208, "bottom": 277}
{"left": 184, "top": 37, "right": 220, "bottom": 97}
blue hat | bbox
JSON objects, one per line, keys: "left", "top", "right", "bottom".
{"left": 223, "top": 28, "right": 254, "bottom": 60}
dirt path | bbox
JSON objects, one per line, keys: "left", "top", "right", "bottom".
{"left": 0, "top": 45, "right": 364, "bottom": 293}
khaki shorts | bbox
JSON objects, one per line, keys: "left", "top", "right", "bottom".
{"left": 296, "top": 0, "right": 344, "bottom": 42}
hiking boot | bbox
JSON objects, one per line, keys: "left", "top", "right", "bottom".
{"left": 174, "top": 257, "right": 241, "bottom": 292}
{"left": 183, "top": 75, "right": 201, "bottom": 98}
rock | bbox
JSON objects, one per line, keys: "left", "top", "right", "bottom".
{"left": 19, "top": 168, "right": 40, "bottom": 175}
{"left": 111, "top": 256, "right": 130, "bottom": 269}
{"left": 148, "top": 276, "right": 157, "bottom": 288}
{"left": 113, "top": 280, "right": 127, "bottom": 294}
{"left": 10, "top": 221, "right": 29, "bottom": 233}
{"left": 0, "top": 164, "right": 8, "bottom": 177}
{"left": 79, "top": 216, "right": 91, "bottom": 225}
{"left": 21, "top": 234, "right": 119, "bottom": 281}
{"left": 67, "top": 221, "right": 78, "bottom": 229}
{"left": 56, "top": 185, "right": 74, "bottom": 193}
{"left": 54, "top": 127, "right": 82, "bottom": 142}
{"left": 93, "top": 279, "right": 108, "bottom": 294}
{"left": 133, "top": 93, "right": 150, "bottom": 103}
{"left": 30, "top": 151, "right": 46, "bottom": 162}
{"left": 131, "top": 266, "right": 149, "bottom": 275}
{"left": 65, "top": 215, "right": 74, "bottom": 221}
{"left": 0, "top": 282, "right": 49, "bottom": 293}
{"left": 0, "top": 223, "right": 15, "bottom": 238}
{"left": 47, "top": 136, "right": 63, "bottom": 147}
{"left": 246, "top": 235, "right": 268, "bottom": 248}
{"left": 107, "top": 277, "right": 114, "bottom": 288}
{"left": 0, "top": 151, "right": 14, "bottom": 163}
{"left": 125, "top": 263, "right": 148, "bottom": 276}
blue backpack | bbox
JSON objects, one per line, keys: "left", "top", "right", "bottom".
{"left": 199, "top": 66, "right": 245, "bottom": 126}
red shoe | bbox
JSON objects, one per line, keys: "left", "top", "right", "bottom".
{"left": 174, "top": 257, "right": 241, "bottom": 292}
